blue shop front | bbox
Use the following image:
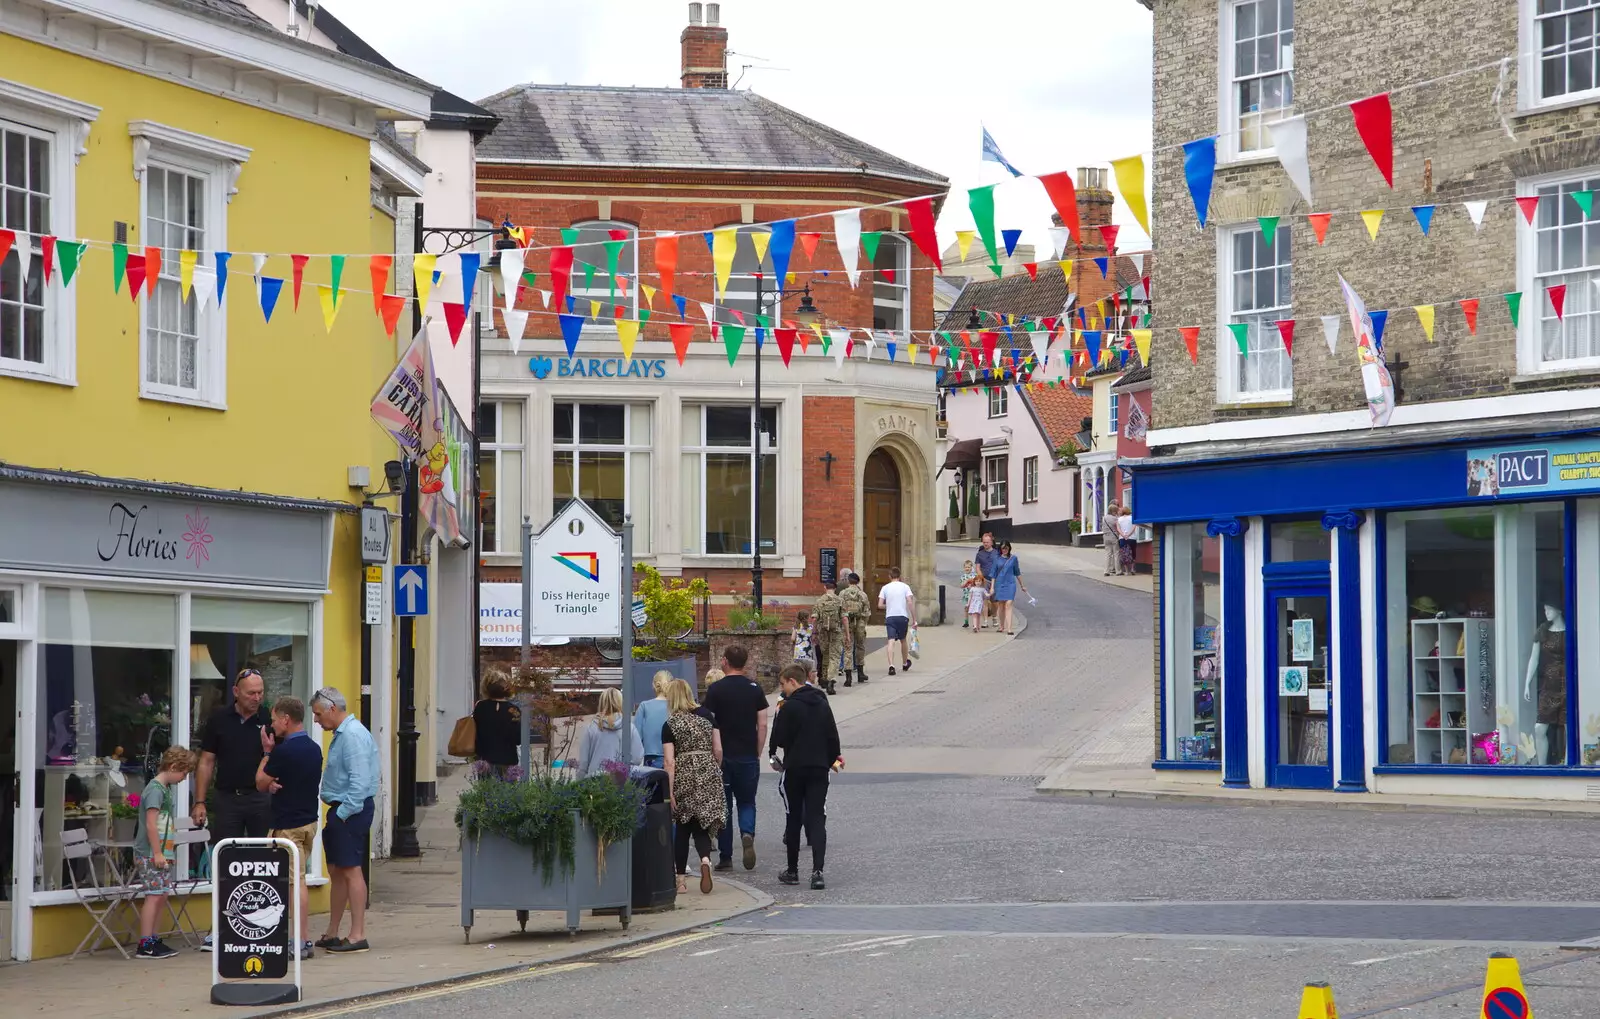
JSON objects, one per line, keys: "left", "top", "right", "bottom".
{"left": 1133, "top": 427, "right": 1600, "bottom": 800}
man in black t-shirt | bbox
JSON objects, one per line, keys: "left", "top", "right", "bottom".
{"left": 193, "top": 669, "right": 272, "bottom": 840}
{"left": 257, "top": 696, "right": 322, "bottom": 959}
{"left": 701, "top": 646, "right": 769, "bottom": 872}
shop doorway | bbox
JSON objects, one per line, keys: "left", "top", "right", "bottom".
{"left": 863, "top": 449, "right": 902, "bottom": 624}
{"left": 1, "top": 640, "right": 14, "bottom": 961}
{"left": 1265, "top": 587, "right": 1333, "bottom": 788}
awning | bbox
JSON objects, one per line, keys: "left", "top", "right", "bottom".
{"left": 941, "top": 438, "right": 982, "bottom": 472}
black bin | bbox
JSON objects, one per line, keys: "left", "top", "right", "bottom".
{"left": 630, "top": 767, "right": 677, "bottom": 910}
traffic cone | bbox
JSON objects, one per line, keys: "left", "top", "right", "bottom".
{"left": 1297, "top": 981, "right": 1337, "bottom": 1018}
{"left": 1481, "top": 952, "right": 1533, "bottom": 1019}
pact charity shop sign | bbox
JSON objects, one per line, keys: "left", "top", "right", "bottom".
{"left": 528, "top": 499, "right": 621, "bottom": 638}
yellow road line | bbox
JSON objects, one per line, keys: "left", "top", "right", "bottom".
{"left": 290, "top": 962, "right": 598, "bottom": 1017}
{"left": 608, "top": 930, "right": 719, "bottom": 959}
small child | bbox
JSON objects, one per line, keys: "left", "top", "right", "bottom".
{"left": 134, "top": 745, "right": 197, "bottom": 960}
{"left": 959, "top": 560, "right": 978, "bottom": 628}
{"left": 791, "top": 609, "right": 817, "bottom": 683}
{"left": 962, "top": 560, "right": 986, "bottom": 633}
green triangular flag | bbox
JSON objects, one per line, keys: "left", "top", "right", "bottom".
{"left": 968, "top": 184, "right": 999, "bottom": 264}
{"left": 1258, "top": 217, "right": 1280, "bottom": 244}
{"left": 521, "top": 270, "right": 538, "bottom": 288}
{"left": 1577, "top": 191, "right": 1595, "bottom": 218}
{"left": 57, "top": 241, "right": 86, "bottom": 287}
{"left": 112, "top": 242, "right": 128, "bottom": 293}
{"left": 640, "top": 308, "right": 652, "bottom": 323}
{"left": 753, "top": 313, "right": 769, "bottom": 329}
{"left": 1505, "top": 291, "right": 1522, "bottom": 327}
{"left": 561, "top": 227, "right": 580, "bottom": 245}
{"left": 582, "top": 263, "right": 595, "bottom": 291}
{"left": 861, "top": 231, "right": 883, "bottom": 264}
{"left": 989, "top": 264, "right": 1003, "bottom": 279}
{"left": 820, "top": 332, "right": 831, "bottom": 355}
{"left": 1228, "top": 322, "right": 1250, "bottom": 356}
{"left": 329, "top": 254, "right": 345, "bottom": 306}
{"left": 604, "top": 240, "right": 622, "bottom": 300}
{"left": 722, "top": 324, "right": 746, "bottom": 365}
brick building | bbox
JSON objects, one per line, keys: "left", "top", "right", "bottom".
{"left": 474, "top": 4, "right": 948, "bottom": 633}
{"left": 1135, "top": 0, "right": 1600, "bottom": 800}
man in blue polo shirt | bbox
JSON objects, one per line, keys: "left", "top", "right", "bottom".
{"left": 257, "top": 696, "right": 322, "bottom": 960}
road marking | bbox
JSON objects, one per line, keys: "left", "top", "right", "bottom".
{"left": 1350, "top": 945, "right": 1454, "bottom": 967}
{"left": 610, "top": 931, "right": 718, "bottom": 959}
{"left": 815, "top": 935, "right": 944, "bottom": 957}
{"left": 690, "top": 947, "right": 726, "bottom": 957}
{"left": 291, "top": 962, "right": 598, "bottom": 1017}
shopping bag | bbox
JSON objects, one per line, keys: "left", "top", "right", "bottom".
{"left": 909, "top": 628, "right": 920, "bottom": 659}
{"left": 447, "top": 715, "right": 476, "bottom": 758}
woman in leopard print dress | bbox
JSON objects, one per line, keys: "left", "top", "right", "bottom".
{"left": 662, "top": 679, "right": 726, "bottom": 894}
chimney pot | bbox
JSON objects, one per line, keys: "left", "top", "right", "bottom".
{"left": 706, "top": 2, "right": 720, "bottom": 25}
{"left": 681, "top": 2, "right": 729, "bottom": 88}
{"left": 688, "top": 2, "right": 702, "bottom": 25}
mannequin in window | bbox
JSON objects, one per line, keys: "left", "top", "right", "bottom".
{"left": 1522, "top": 603, "right": 1567, "bottom": 765}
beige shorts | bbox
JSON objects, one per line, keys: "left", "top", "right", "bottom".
{"left": 271, "top": 823, "right": 316, "bottom": 865}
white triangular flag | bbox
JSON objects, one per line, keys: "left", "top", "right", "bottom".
{"left": 1130, "top": 253, "right": 1145, "bottom": 278}
{"left": 1321, "top": 314, "right": 1340, "bottom": 355}
{"left": 829, "top": 327, "right": 850, "bottom": 369}
{"left": 1028, "top": 330, "right": 1050, "bottom": 371}
{"left": 699, "top": 301, "right": 717, "bottom": 328}
{"left": 1463, "top": 201, "right": 1488, "bottom": 230}
{"left": 499, "top": 247, "right": 526, "bottom": 312}
{"left": 14, "top": 232, "right": 29, "bottom": 282}
{"left": 252, "top": 253, "right": 267, "bottom": 277}
{"left": 503, "top": 308, "right": 529, "bottom": 356}
{"left": 193, "top": 266, "right": 216, "bottom": 313}
{"left": 538, "top": 289, "right": 551, "bottom": 309}
{"left": 1047, "top": 226, "right": 1071, "bottom": 261}
{"left": 832, "top": 209, "right": 862, "bottom": 288}
{"left": 1268, "top": 115, "right": 1314, "bottom": 208}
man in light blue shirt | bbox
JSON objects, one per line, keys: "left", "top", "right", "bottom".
{"left": 310, "top": 687, "right": 378, "bottom": 953}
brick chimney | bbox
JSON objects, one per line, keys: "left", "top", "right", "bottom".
{"left": 681, "top": 3, "right": 728, "bottom": 89}
{"left": 1075, "top": 167, "right": 1115, "bottom": 233}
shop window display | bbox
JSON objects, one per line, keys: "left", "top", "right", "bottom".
{"left": 188, "top": 598, "right": 309, "bottom": 748}
{"left": 1168, "top": 524, "right": 1221, "bottom": 760}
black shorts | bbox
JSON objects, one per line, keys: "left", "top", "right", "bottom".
{"left": 885, "top": 615, "right": 910, "bottom": 641}
{"left": 323, "top": 798, "right": 373, "bottom": 868}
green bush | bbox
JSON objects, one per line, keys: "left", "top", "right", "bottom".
{"left": 455, "top": 773, "right": 643, "bottom": 884}
{"left": 966, "top": 483, "right": 980, "bottom": 516}
{"left": 633, "top": 563, "right": 710, "bottom": 660}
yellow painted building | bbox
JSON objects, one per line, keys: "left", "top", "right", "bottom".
{"left": 0, "top": 0, "right": 432, "bottom": 960}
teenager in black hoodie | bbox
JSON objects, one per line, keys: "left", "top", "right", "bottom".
{"left": 768, "top": 663, "right": 843, "bottom": 890}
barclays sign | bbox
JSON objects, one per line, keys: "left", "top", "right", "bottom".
{"left": 529, "top": 356, "right": 668, "bottom": 380}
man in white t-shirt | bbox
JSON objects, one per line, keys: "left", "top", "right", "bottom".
{"left": 876, "top": 567, "right": 917, "bottom": 676}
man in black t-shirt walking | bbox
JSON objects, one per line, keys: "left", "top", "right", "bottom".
{"left": 701, "top": 646, "right": 769, "bottom": 872}
{"left": 257, "top": 696, "right": 322, "bottom": 960}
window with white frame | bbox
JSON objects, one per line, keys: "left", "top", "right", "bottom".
{"left": 1110, "top": 393, "right": 1120, "bottom": 436}
{"left": 477, "top": 400, "right": 524, "bottom": 555}
{"left": 1022, "top": 456, "right": 1039, "bottom": 503}
{"left": 873, "top": 234, "right": 910, "bottom": 334}
{"left": 568, "top": 221, "right": 638, "bottom": 320}
{"left": 681, "top": 403, "right": 777, "bottom": 556}
{"left": 1526, "top": 172, "right": 1600, "bottom": 370}
{"left": 985, "top": 455, "right": 1008, "bottom": 510}
{"left": 554, "top": 402, "right": 653, "bottom": 552}
{"left": 1225, "top": 0, "right": 1294, "bottom": 156}
{"left": 1222, "top": 223, "right": 1293, "bottom": 399}
{"left": 988, "top": 385, "right": 1008, "bottom": 417}
{"left": 1532, "top": 0, "right": 1600, "bottom": 104}
{"left": 723, "top": 226, "right": 783, "bottom": 322}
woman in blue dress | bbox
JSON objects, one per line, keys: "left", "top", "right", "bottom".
{"left": 988, "top": 542, "right": 1026, "bottom": 635}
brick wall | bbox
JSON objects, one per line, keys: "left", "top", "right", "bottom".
{"left": 803, "top": 394, "right": 857, "bottom": 581}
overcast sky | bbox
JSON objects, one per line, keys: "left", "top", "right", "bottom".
{"left": 317, "top": 0, "right": 1153, "bottom": 253}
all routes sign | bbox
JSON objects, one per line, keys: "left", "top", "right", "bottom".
{"left": 528, "top": 499, "right": 622, "bottom": 638}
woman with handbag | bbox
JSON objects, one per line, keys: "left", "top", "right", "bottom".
{"left": 468, "top": 666, "right": 520, "bottom": 777}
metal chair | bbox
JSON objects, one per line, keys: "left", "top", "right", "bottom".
{"left": 63, "top": 829, "right": 135, "bottom": 959}
{"left": 161, "top": 819, "right": 213, "bottom": 947}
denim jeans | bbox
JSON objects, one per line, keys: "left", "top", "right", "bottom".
{"left": 717, "top": 756, "right": 760, "bottom": 863}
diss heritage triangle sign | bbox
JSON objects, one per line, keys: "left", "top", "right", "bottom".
{"left": 527, "top": 499, "right": 622, "bottom": 638}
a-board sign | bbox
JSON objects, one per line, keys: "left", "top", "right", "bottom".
{"left": 215, "top": 843, "right": 292, "bottom": 980}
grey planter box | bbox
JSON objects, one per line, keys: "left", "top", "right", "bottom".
{"left": 460, "top": 810, "right": 632, "bottom": 940}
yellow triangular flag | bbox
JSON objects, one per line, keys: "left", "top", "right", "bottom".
{"left": 712, "top": 227, "right": 738, "bottom": 300}
{"left": 316, "top": 284, "right": 340, "bottom": 332}
{"left": 1295, "top": 982, "right": 1337, "bottom": 1019}
{"left": 589, "top": 299, "right": 602, "bottom": 320}
{"left": 413, "top": 253, "right": 437, "bottom": 307}
{"left": 955, "top": 230, "right": 975, "bottom": 262}
{"left": 1111, "top": 154, "right": 1151, "bottom": 236}
{"left": 1132, "top": 329, "right": 1152, "bottom": 366}
{"left": 786, "top": 271, "right": 797, "bottom": 286}
{"left": 908, "top": 343, "right": 919, "bottom": 364}
{"left": 616, "top": 318, "right": 640, "bottom": 362}
{"left": 179, "top": 250, "right": 197, "bottom": 301}
{"left": 750, "top": 230, "right": 771, "bottom": 267}
{"left": 1414, "top": 304, "right": 1436, "bottom": 341}
{"left": 641, "top": 283, "right": 657, "bottom": 309}
{"left": 1361, "top": 209, "right": 1385, "bottom": 240}
{"left": 809, "top": 323, "right": 825, "bottom": 350}
{"left": 1060, "top": 260, "right": 1072, "bottom": 285}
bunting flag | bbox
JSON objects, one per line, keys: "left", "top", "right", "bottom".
{"left": 1370, "top": 309, "right": 1389, "bottom": 344}
{"left": 905, "top": 197, "right": 942, "bottom": 271}
{"left": 702, "top": 231, "right": 714, "bottom": 252}
{"left": 1276, "top": 319, "right": 1296, "bottom": 355}
{"left": 1307, "top": 213, "right": 1333, "bottom": 244}
{"left": 179, "top": 249, "right": 196, "bottom": 299}
{"left": 615, "top": 318, "right": 640, "bottom": 362}
{"left": 290, "top": 253, "right": 309, "bottom": 308}
{"left": 57, "top": 240, "right": 86, "bottom": 287}
{"left": 1268, "top": 115, "right": 1314, "bottom": 207}
{"left": 988, "top": 263, "right": 1002, "bottom": 279}
{"left": 1084, "top": 329, "right": 1103, "bottom": 365}
{"left": 414, "top": 253, "right": 438, "bottom": 308}
{"left": 126, "top": 254, "right": 147, "bottom": 303}
{"left": 980, "top": 330, "right": 999, "bottom": 367}
{"left": 1338, "top": 273, "right": 1395, "bottom": 426}
{"left": 1412, "top": 205, "right": 1435, "bottom": 235}
{"left": 1098, "top": 224, "right": 1121, "bottom": 256}
{"left": 112, "top": 240, "right": 127, "bottom": 292}
{"left": 1094, "top": 257, "right": 1109, "bottom": 278}
{"left": 861, "top": 231, "right": 883, "bottom": 265}
{"left": 377, "top": 294, "right": 407, "bottom": 337}
{"left": 774, "top": 327, "right": 797, "bottom": 366}
{"left": 673, "top": 293, "right": 687, "bottom": 319}
{"left": 1460, "top": 297, "right": 1480, "bottom": 334}
{"left": 1228, "top": 322, "right": 1249, "bottom": 356}
{"left": 769, "top": 219, "right": 797, "bottom": 293}
{"left": 316, "top": 284, "right": 341, "bottom": 332}
{"left": 968, "top": 184, "right": 999, "bottom": 264}
{"left": 558, "top": 313, "right": 584, "bottom": 356}
{"left": 797, "top": 232, "right": 822, "bottom": 262}
{"left": 1415, "top": 304, "right": 1436, "bottom": 340}
{"left": 1111, "top": 154, "right": 1151, "bottom": 235}
{"left": 501, "top": 308, "right": 528, "bottom": 354}
{"left": 0, "top": 229, "right": 13, "bottom": 274}
{"left": 699, "top": 301, "right": 716, "bottom": 327}
{"left": 331, "top": 254, "right": 348, "bottom": 308}
{"left": 496, "top": 247, "right": 524, "bottom": 311}
{"left": 11, "top": 231, "right": 29, "bottom": 284}
{"left": 1516, "top": 196, "right": 1540, "bottom": 224}
{"left": 1505, "top": 291, "right": 1523, "bottom": 327}
{"left": 669, "top": 322, "right": 694, "bottom": 365}
{"left": 40, "top": 235, "right": 55, "bottom": 283}
{"left": 1132, "top": 329, "right": 1152, "bottom": 367}
{"left": 143, "top": 246, "right": 161, "bottom": 296}
{"left": 955, "top": 230, "right": 976, "bottom": 262}
{"left": 548, "top": 246, "right": 572, "bottom": 312}
{"left": 1361, "top": 209, "right": 1385, "bottom": 240}
{"left": 1023, "top": 262, "right": 1038, "bottom": 280}
{"left": 539, "top": 290, "right": 552, "bottom": 309}
{"left": 655, "top": 233, "right": 679, "bottom": 301}
{"left": 258, "top": 276, "right": 283, "bottom": 322}
{"left": 1550, "top": 283, "right": 1567, "bottom": 320}
{"left": 1001, "top": 229, "right": 1023, "bottom": 258}
{"left": 1028, "top": 330, "right": 1049, "bottom": 371}
{"left": 1321, "top": 314, "right": 1340, "bottom": 354}
{"left": 641, "top": 283, "right": 656, "bottom": 309}
{"left": 1576, "top": 191, "right": 1595, "bottom": 218}
{"left": 1349, "top": 92, "right": 1394, "bottom": 187}
{"left": 722, "top": 324, "right": 745, "bottom": 366}
{"left": 443, "top": 301, "right": 469, "bottom": 344}
{"left": 909, "top": 342, "right": 919, "bottom": 364}
{"left": 1181, "top": 136, "right": 1218, "bottom": 227}
{"left": 1180, "top": 325, "right": 1200, "bottom": 363}
{"left": 830, "top": 328, "right": 850, "bottom": 368}
{"left": 251, "top": 253, "right": 267, "bottom": 278}
{"left": 193, "top": 266, "right": 215, "bottom": 314}
{"left": 1259, "top": 216, "right": 1280, "bottom": 244}
{"left": 748, "top": 229, "right": 771, "bottom": 270}
{"left": 1037, "top": 170, "right": 1081, "bottom": 244}
{"left": 1464, "top": 201, "right": 1488, "bottom": 230}
{"left": 370, "top": 254, "right": 392, "bottom": 313}
{"left": 832, "top": 209, "right": 862, "bottom": 287}
{"left": 561, "top": 227, "right": 581, "bottom": 245}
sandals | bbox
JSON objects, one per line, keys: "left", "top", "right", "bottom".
{"left": 699, "top": 857, "right": 714, "bottom": 894}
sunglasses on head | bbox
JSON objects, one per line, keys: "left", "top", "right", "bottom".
{"left": 236, "top": 669, "right": 262, "bottom": 682}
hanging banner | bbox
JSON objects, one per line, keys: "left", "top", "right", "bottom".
{"left": 1338, "top": 274, "right": 1395, "bottom": 428}
{"left": 370, "top": 322, "right": 465, "bottom": 544}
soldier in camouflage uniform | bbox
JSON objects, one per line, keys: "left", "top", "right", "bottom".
{"left": 812, "top": 581, "right": 846, "bottom": 695}
{"left": 840, "top": 573, "right": 871, "bottom": 685}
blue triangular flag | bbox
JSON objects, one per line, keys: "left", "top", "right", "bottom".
{"left": 1370, "top": 309, "right": 1389, "bottom": 345}
{"left": 565, "top": 294, "right": 575, "bottom": 313}
{"left": 1119, "top": 348, "right": 1129, "bottom": 367}
{"left": 754, "top": 327, "right": 765, "bottom": 349}
{"left": 258, "top": 277, "right": 284, "bottom": 323}
{"left": 459, "top": 252, "right": 481, "bottom": 306}
{"left": 1001, "top": 229, "right": 1023, "bottom": 257}
{"left": 1094, "top": 257, "right": 1109, "bottom": 278}
{"left": 887, "top": 342, "right": 897, "bottom": 362}
{"left": 1182, "top": 136, "right": 1218, "bottom": 227}
{"left": 703, "top": 232, "right": 714, "bottom": 252}
{"left": 673, "top": 294, "right": 688, "bottom": 320}
{"left": 1077, "top": 307, "right": 1088, "bottom": 326}
{"left": 214, "top": 252, "right": 231, "bottom": 303}
{"left": 769, "top": 219, "right": 796, "bottom": 295}
{"left": 1084, "top": 330, "right": 1103, "bottom": 364}
{"left": 1411, "top": 205, "right": 1435, "bottom": 236}
{"left": 558, "top": 313, "right": 584, "bottom": 357}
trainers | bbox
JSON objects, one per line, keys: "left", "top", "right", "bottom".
{"left": 299, "top": 943, "right": 316, "bottom": 961}
{"left": 903, "top": 660, "right": 912, "bottom": 672}
{"left": 136, "top": 938, "right": 178, "bottom": 960}
{"left": 199, "top": 933, "right": 214, "bottom": 952}
{"left": 714, "top": 859, "right": 733, "bottom": 872}
{"left": 888, "top": 666, "right": 896, "bottom": 676}
{"left": 327, "top": 939, "right": 370, "bottom": 954}
{"left": 778, "top": 868, "right": 800, "bottom": 885}
{"left": 741, "top": 833, "right": 757, "bottom": 870}
{"left": 810, "top": 870, "right": 826, "bottom": 890}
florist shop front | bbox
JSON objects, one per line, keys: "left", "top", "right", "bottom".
{"left": 1134, "top": 427, "right": 1600, "bottom": 800}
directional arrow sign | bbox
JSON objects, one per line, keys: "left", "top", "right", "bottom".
{"left": 394, "top": 564, "right": 428, "bottom": 617}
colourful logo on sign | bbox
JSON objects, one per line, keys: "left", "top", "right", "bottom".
{"left": 553, "top": 552, "right": 600, "bottom": 582}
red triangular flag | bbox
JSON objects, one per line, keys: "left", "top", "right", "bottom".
{"left": 1550, "top": 283, "right": 1567, "bottom": 320}
{"left": 979, "top": 330, "right": 999, "bottom": 367}
{"left": 880, "top": 267, "right": 896, "bottom": 282}
{"left": 1037, "top": 171, "right": 1082, "bottom": 244}
{"left": 798, "top": 232, "right": 822, "bottom": 263}
{"left": 1098, "top": 224, "right": 1120, "bottom": 255}
{"left": 443, "top": 301, "right": 468, "bottom": 344}
{"left": 370, "top": 254, "right": 393, "bottom": 314}
{"left": 1276, "top": 319, "right": 1296, "bottom": 355}
{"left": 1179, "top": 326, "right": 1200, "bottom": 364}
{"left": 905, "top": 195, "right": 943, "bottom": 272}
{"left": 608, "top": 228, "right": 629, "bottom": 242}
{"left": 1307, "top": 213, "right": 1333, "bottom": 245}
{"left": 143, "top": 246, "right": 162, "bottom": 296}
{"left": 1460, "top": 297, "right": 1480, "bottom": 335}
{"left": 0, "top": 229, "right": 13, "bottom": 268}
{"left": 550, "top": 245, "right": 574, "bottom": 311}
{"left": 290, "top": 254, "right": 310, "bottom": 309}
{"left": 1349, "top": 92, "right": 1394, "bottom": 188}
{"left": 41, "top": 236, "right": 55, "bottom": 283}
{"left": 669, "top": 323, "right": 694, "bottom": 365}
{"left": 1516, "top": 196, "right": 1540, "bottom": 224}
{"left": 126, "top": 254, "right": 148, "bottom": 301}
{"left": 774, "top": 327, "right": 797, "bottom": 367}
{"left": 1023, "top": 263, "right": 1038, "bottom": 280}
{"left": 378, "top": 294, "right": 406, "bottom": 337}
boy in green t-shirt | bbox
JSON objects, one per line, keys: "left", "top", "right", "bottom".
{"left": 133, "top": 746, "right": 196, "bottom": 960}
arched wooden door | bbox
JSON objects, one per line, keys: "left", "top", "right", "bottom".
{"left": 863, "top": 449, "right": 902, "bottom": 624}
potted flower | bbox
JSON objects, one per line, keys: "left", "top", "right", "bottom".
{"left": 111, "top": 794, "right": 140, "bottom": 843}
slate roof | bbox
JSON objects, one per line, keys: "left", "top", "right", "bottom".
{"left": 936, "top": 268, "right": 1072, "bottom": 331}
{"left": 474, "top": 85, "right": 948, "bottom": 185}
{"left": 177, "top": 0, "right": 270, "bottom": 26}
{"left": 1112, "top": 364, "right": 1152, "bottom": 389}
